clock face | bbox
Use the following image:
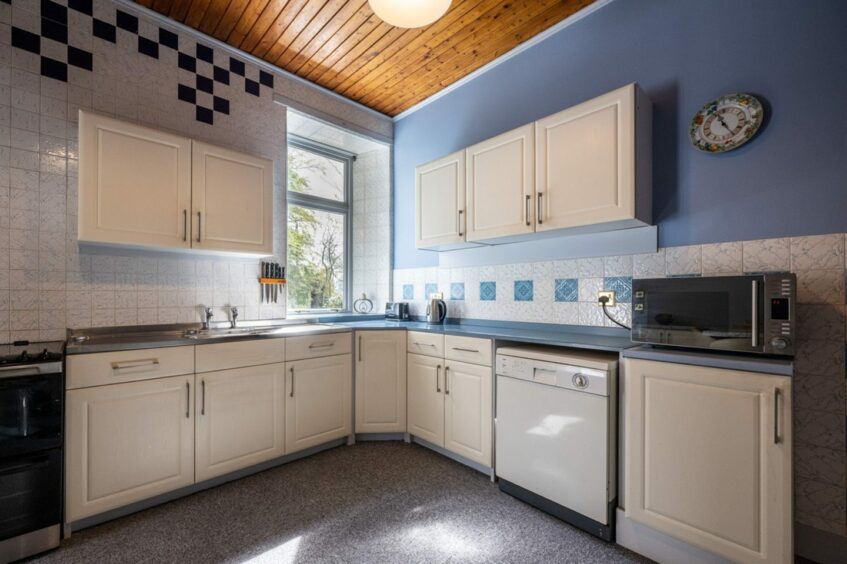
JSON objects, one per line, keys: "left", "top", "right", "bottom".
{"left": 689, "top": 93, "right": 763, "bottom": 153}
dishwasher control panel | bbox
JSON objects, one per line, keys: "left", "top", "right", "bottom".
{"left": 496, "top": 354, "right": 610, "bottom": 397}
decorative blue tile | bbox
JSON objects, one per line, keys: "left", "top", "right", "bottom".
{"left": 604, "top": 276, "right": 633, "bottom": 302}
{"left": 514, "top": 280, "right": 534, "bottom": 302}
{"left": 450, "top": 282, "right": 465, "bottom": 301}
{"left": 480, "top": 281, "right": 496, "bottom": 301}
{"left": 425, "top": 283, "right": 438, "bottom": 299}
{"left": 402, "top": 284, "right": 414, "bottom": 300}
{"left": 554, "top": 278, "right": 578, "bottom": 302}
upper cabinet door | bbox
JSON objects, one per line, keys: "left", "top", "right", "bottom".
{"left": 78, "top": 111, "right": 192, "bottom": 249}
{"left": 535, "top": 83, "right": 649, "bottom": 232}
{"left": 192, "top": 141, "right": 273, "bottom": 255}
{"left": 415, "top": 150, "right": 467, "bottom": 250}
{"left": 466, "top": 124, "right": 535, "bottom": 243}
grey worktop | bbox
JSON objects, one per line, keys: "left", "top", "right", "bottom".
{"left": 621, "top": 345, "right": 794, "bottom": 376}
{"left": 337, "top": 320, "right": 634, "bottom": 352}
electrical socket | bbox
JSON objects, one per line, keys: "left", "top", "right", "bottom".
{"left": 598, "top": 291, "right": 616, "bottom": 307}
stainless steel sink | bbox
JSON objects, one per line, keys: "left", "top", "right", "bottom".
{"left": 185, "top": 323, "right": 340, "bottom": 339}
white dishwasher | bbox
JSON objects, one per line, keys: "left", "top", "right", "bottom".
{"left": 495, "top": 346, "right": 618, "bottom": 541}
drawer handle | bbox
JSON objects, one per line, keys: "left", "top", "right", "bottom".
{"left": 111, "top": 358, "right": 160, "bottom": 371}
{"left": 414, "top": 342, "right": 437, "bottom": 348}
{"left": 308, "top": 342, "right": 335, "bottom": 350}
{"left": 452, "top": 347, "right": 479, "bottom": 353}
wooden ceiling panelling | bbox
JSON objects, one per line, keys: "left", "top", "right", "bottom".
{"left": 134, "top": 0, "right": 597, "bottom": 116}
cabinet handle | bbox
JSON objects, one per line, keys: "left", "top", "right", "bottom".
{"left": 452, "top": 347, "right": 479, "bottom": 353}
{"left": 185, "top": 381, "right": 190, "bottom": 418}
{"left": 201, "top": 379, "right": 205, "bottom": 416}
{"left": 445, "top": 365, "right": 450, "bottom": 395}
{"left": 774, "top": 388, "right": 781, "bottom": 444}
{"left": 183, "top": 210, "right": 188, "bottom": 242}
{"left": 197, "top": 211, "right": 202, "bottom": 243}
{"left": 436, "top": 364, "right": 441, "bottom": 393}
{"left": 457, "top": 209, "right": 464, "bottom": 237}
{"left": 414, "top": 342, "right": 436, "bottom": 348}
{"left": 111, "top": 358, "right": 159, "bottom": 371}
{"left": 290, "top": 367, "right": 295, "bottom": 398}
{"left": 537, "top": 192, "right": 543, "bottom": 225}
{"left": 751, "top": 280, "right": 759, "bottom": 348}
{"left": 358, "top": 335, "right": 362, "bottom": 362}
{"left": 309, "top": 342, "right": 335, "bottom": 350}
{"left": 525, "top": 194, "right": 531, "bottom": 226}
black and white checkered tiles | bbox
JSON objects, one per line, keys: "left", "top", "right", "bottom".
{"left": 6, "top": 0, "right": 275, "bottom": 125}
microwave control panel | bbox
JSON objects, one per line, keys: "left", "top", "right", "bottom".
{"left": 764, "top": 275, "right": 795, "bottom": 354}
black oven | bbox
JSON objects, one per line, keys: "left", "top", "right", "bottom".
{"left": 0, "top": 353, "right": 64, "bottom": 562}
{"left": 631, "top": 274, "right": 796, "bottom": 356}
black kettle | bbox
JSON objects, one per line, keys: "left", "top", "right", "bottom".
{"left": 426, "top": 298, "right": 447, "bottom": 324}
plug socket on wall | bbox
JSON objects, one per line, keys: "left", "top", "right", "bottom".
{"left": 598, "top": 291, "right": 616, "bottom": 307}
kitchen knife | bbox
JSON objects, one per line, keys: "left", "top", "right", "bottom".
{"left": 263, "top": 262, "right": 269, "bottom": 303}
{"left": 273, "top": 263, "right": 279, "bottom": 303}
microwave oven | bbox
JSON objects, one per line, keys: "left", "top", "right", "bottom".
{"left": 631, "top": 274, "right": 796, "bottom": 356}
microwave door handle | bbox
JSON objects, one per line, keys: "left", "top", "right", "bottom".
{"left": 751, "top": 280, "right": 758, "bottom": 348}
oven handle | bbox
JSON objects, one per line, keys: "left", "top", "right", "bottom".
{"left": 751, "top": 280, "right": 758, "bottom": 348}
{"left": 0, "top": 366, "right": 42, "bottom": 379}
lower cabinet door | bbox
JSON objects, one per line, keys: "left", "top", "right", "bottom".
{"left": 355, "top": 331, "right": 407, "bottom": 433}
{"left": 624, "top": 358, "right": 792, "bottom": 564}
{"left": 195, "top": 363, "right": 286, "bottom": 482}
{"left": 407, "top": 353, "right": 445, "bottom": 447}
{"left": 285, "top": 355, "right": 352, "bottom": 454}
{"left": 444, "top": 360, "right": 492, "bottom": 466}
{"left": 65, "top": 375, "right": 195, "bottom": 522}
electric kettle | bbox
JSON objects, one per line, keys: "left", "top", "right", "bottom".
{"left": 426, "top": 298, "right": 447, "bottom": 324}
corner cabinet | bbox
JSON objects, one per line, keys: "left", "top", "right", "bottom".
{"left": 78, "top": 111, "right": 192, "bottom": 249}
{"left": 415, "top": 150, "right": 473, "bottom": 251}
{"left": 535, "top": 83, "right": 651, "bottom": 232}
{"left": 355, "top": 331, "right": 407, "bottom": 433}
{"left": 466, "top": 123, "right": 535, "bottom": 243}
{"left": 78, "top": 111, "right": 273, "bottom": 256}
{"left": 623, "top": 358, "right": 792, "bottom": 564}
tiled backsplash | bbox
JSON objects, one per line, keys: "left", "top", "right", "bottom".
{"left": 0, "top": 0, "right": 389, "bottom": 341}
{"left": 395, "top": 232, "right": 847, "bottom": 537}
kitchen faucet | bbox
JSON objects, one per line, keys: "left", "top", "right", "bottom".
{"left": 202, "top": 307, "right": 214, "bottom": 330}
{"left": 230, "top": 306, "right": 239, "bottom": 329}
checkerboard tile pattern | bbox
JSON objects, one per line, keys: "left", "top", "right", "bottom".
{"left": 7, "top": 0, "right": 275, "bottom": 125}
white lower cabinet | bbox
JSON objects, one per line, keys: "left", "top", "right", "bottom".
{"left": 624, "top": 358, "right": 792, "bottom": 564}
{"left": 65, "top": 374, "right": 195, "bottom": 522}
{"left": 407, "top": 336, "right": 493, "bottom": 468}
{"left": 407, "top": 353, "right": 445, "bottom": 446}
{"left": 194, "top": 363, "right": 286, "bottom": 482}
{"left": 355, "top": 331, "right": 407, "bottom": 433}
{"left": 444, "top": 360, "right": 492, "bottom": 466}
{"left": 285, "top": 354, "right": 352, "bottom": 454}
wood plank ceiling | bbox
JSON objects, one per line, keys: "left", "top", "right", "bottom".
{"left": 135, "top": 0, "right": 597, "bottom": 116}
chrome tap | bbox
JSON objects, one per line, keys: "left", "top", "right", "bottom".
{"left": 202, "top": 307, "right": 214, "bottom": 330}
{"left": 230, "top": 306, "right": 239, "bottom": 329}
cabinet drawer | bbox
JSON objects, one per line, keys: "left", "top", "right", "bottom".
{"left": 407, "top": 331, "right": 444, "bottom": 358}
{"left": 445, "top": 335, "right": 491, "bottom": 366}
{"left": 195, "top": 338, "right": 285, "bottom": 373}
{"left": 67, "top": 346, "right": 195, "bottom": 389}
{"left": 286, "top": 332, "right": 351, "bottom": 361}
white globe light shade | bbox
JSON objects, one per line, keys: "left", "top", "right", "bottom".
{"left": 368, "top": 0, "right": 452, "bottom": 28}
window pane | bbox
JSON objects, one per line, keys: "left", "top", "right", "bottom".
{"left": 287, "top": 146, "right": 345, "bottom": 202}
{"left": 287, "top": 205, "right": 345, "bottom": 311}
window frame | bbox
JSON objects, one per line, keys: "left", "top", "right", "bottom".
{"left": 286, "top": 134, "right": 354, "bottom": 314}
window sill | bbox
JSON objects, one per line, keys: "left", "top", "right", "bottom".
{"left": 288, "top": 312, "right": 383, "bottom": 322}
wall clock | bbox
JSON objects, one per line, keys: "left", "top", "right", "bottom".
{"left": 689, "top": 93, "right": 764, "bottom": 153}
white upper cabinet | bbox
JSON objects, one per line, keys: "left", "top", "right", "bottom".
{"left": 465, "top": 123, "right": 535, "bottom": 243}
{"left": 415, "top": 150, "right": 471, "bottom": 250}
{"left": 78, "top": 111, "right": 273, "bottom": 256}
{"left": 624, "top": 358, "right": 792, "bottom": 564}
{"left": 192, "top": 141, "right": 273, "bottom": 255}
{"left": 78, "top": 111, "right": 192, "bottom": 249}
{"left": 535, "top": 83, "right": 651, "bottom": 232}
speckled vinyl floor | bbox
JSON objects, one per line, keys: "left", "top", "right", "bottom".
{"left": 32, "top": 442, "right": 649, "bottom": 563}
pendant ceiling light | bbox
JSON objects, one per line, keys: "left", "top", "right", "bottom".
{"left": 368, "top": 0, "right": 452, "bottom": 28}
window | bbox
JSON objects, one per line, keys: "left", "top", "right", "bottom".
{"left": 286, "top": 136, "right": 352, "bottom": 313}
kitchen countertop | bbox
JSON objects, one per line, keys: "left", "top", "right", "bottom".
{"left": 621, "top": 345, "right": 794, "bottom": 376}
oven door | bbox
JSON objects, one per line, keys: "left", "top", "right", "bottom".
{"left": 0, "top": 365, "right": 63, "bottom": 458}
{"left": 0, "top": 449, "right": 62, "bottom": 541}
{"left": 632, "top": 276, "right": 764, "bottom": 353}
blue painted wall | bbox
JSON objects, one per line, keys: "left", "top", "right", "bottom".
{"left": 393, "top": 0, "right": 847, "bottom": 269}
